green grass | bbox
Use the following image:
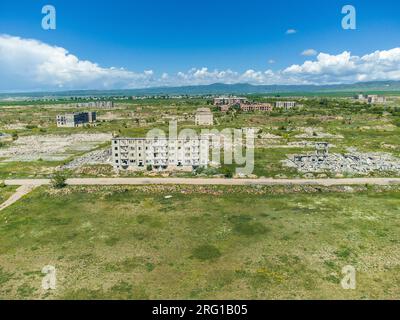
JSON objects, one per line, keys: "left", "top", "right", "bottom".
{"left": 0, "top": 186, "right": 17, "bottom": 204}
{"left": 0, "top": 185, "right": 399, "bottom": 299}
{"left": 1, "top": 97, "right": 400, "bottom": 178}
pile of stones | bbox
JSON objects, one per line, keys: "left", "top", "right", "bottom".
{"left": 61, "top": 148, "right": 112, "bottom": 170}
{"left": 283, "top": 148, "right": 400, "bottom": 174}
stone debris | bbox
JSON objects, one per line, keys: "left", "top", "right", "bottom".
{"left": 283, "top": 146, "right": 400, "bottom": 175}
{"left": 259, "top": 133, "right": 282, "bottom": 139}
{"left": 0, "top": 132, "right": 11, "bottom": 141}
{"left": 295, "top": 127, "right": 343, "bottom": 139}
{"left": 0, "top": 133, "right": 112, "bottom": 161}
{"left": 61, "top": 148, "right": 112, "bottom": 170}
{"left": 288, "top": 141, "right": 335, "bottom": 148}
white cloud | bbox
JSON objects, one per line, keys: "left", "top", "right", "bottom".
{"left": 2, "top": 34, "right": 400, "bottom": 90}
{"left": 286, "top": 29, "right": 297, "bottom": 35}
{"left": 301, "top": 49, "right": 318, "bottom": 56}
{"left": 283, "top": 48, "right": 400, "bottom": 84}
{"left": 268, "top": 59, "right": 276, "bottom": 64}
{"left": 0, "top": 34, "right": 155, "bottom": 91}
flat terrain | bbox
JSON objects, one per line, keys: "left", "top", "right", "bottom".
{"left": 4, "top": 177, "right": 400, "bottom": 187}
{"left": 1, "top": 97, "right": 400, "bottom": 179}
{"left": 0, "top": 185, "right": 399, "bottom": 299}
{"left": 0, "top": 186, "right": 17, "bottom": 204}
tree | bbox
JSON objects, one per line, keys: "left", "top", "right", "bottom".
{"left": 51, "top": 171, "right": 67, "bottom": 189}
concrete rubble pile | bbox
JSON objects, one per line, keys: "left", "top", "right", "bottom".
{"left": 61, "top": 148, "right": 112, "bottom": 170}
{"left": 283, "top": 145, "right": 400, "bottom": 174}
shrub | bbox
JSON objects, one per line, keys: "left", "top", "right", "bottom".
{"left": 221, "top": 167, "right": 234, "bottom": 178}
{"left": 192, "top": 244, "right": 221, "bottom": 261}
{"left": 51, "top": 172, "right": 67, "bottom": 189}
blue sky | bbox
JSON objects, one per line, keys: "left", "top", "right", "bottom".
{"left": 1, "top": 0, "right": 400, "bottom": 91}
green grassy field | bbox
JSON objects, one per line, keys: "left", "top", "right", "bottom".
{"left": 0, "top": 185, "right": 17, "bottom": 204}
{"left": 0, "top": 185, "right": 399, "bottom": 299}
{"left": 1, "top": 97, "right": 400, "bottom": 179}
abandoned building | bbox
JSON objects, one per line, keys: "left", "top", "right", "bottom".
{"left": 56, "top": 112, "right": 97, "bottom": 127}
{"left": 355, "top": 94, "right": 386, "bottom": 104}
{"left": 112, "top": 137, "right": 209, "bottom": 171}
{"left": 195, "top": 108, "right": 214, "bottom": 125}
{"left": 240, "top": 103, "right": 273, "bottom": 112}
{"left": 213, "top": 96, "right": 248, "bottom": 106}
{"left": 77, "top": 101, "right": 115, "bottom": 108}
{"left": 275, "top": 101, "right": 297, "bottom": 110}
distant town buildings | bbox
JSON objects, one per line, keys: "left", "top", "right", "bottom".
{"left": 213, "top": 97, "right": 248, "bottom": 106}
{"left": 356, "top": 94, "right": 386, "bottom": 104}
{"left": 195, "top": 108, "right": 214, "bottom": 125}
{"left": 112, "top": 137, "right": 209, "bottom": 171}
{"left": 56, "top": 112, "right": 96, "bottom": 127}
{"left": 77, "top": 101, "right": 114, "bottom": 108}
{"left": 275, "top": 101, "right": 297, "bottom": 110}
{"left": 240, "top": 103, "right": 273, "bottom": 112}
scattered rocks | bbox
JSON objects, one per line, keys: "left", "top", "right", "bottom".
{"left": 283, "top": 148, "right": 400, "bottom": 175}
{"left": 0, "top": 133, "right": 112, "bottom": 161}
{"left": 61, "top": 148, "right": 112, "bottom": 170}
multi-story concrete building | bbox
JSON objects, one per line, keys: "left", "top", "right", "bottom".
{"left": 367, "top": 95, "right": 386, "bottom": 104}
{"left": 112, "top": 137, "right": 209, "bottom": 171}
{"left": 275, "top": 101, "right": 297, "bottom": 110}
{"left": 195, "top": 108, "right": 214, "bottom": 125}
{"left": 56, "top": 112, "right": 96, "bottom": 127}
{"left": 355, "top": 94, "right": 386, "bottom": 104}
{"left": 213, "top": 97, "right": 248, "bottom": 106}
{"left": 240, "top": 103, "right": 273, "bottom": 112}
{"left": 77, "top": 101, "right": 114, "bottom": 108}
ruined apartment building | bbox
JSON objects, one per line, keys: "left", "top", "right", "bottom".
{"left": 213, "top": 97, "right": 248, "bottom": 106}
{"left": 275, "top": 101, "right": 297, "bottom": 110}
{"left": 77, "top": 101, "right": 115, "bottom": 108}
{"left": 56, "top": 112, "right": 96, "bottom": 127}
{"left": 195, "top": 108, "right": 214, "bottom": 125}
{"left": 112, "top": 137, "right": 209, "bottom": 171}
{"left": 240, "top": 103, "right": 273, "bottom": 112}
{"left": 356, "top": 94, "right": 386, "bottom": 104}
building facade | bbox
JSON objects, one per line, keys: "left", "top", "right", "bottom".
{"left": 112, "top": 137, "right": 209, "bottom": 171}
{"left": 56, "top": 112, "right": 96, "bottom": 127}
{"left": 356, "top": 94, "right": 386, "bottom": 104}
{"left": 213, "top": 97, "right": 248, "bottom": 106}
{"left": 240, "top": 103, "right": 273, "bottom": 112}
{"left": 77, "top": 101, "right": 114, "bottom": 108}
{"left": 195, "top": 108, "right": 214, "bottom": 125}
{"left": 275, "top": 101, "right": 297, "bottom": 110}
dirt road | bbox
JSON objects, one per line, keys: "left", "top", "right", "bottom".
{"left": 0, "top": 185, "right": 37, "bottom": 212}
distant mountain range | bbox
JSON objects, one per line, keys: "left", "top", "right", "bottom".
{"left": 2, "top": 81, "right": 400, "bottom": 100}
